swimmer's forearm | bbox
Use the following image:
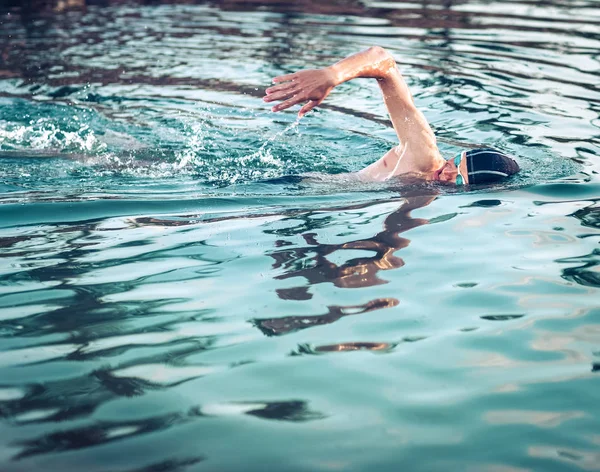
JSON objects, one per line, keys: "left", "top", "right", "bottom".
{"left": 328, "top": 46, "right": 399, "bottom": 85}
{"left": 328, "top": 47, "right": 416, "bottom": 117}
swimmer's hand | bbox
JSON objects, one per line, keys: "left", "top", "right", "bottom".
{"left": 263, "top": 47, "right": 397, "bottom": 118}
{"left": 263, "top": 68, "right": 338, "bottom": 118}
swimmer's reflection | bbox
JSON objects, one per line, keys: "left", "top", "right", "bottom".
{"left": 558, "top": 204, "right": 600, "bottom": 289}
{"left": 270, "top": 194, "right": 435, "bottom": 295}
{"left": 293, "top": 342, "right": 396, "bottom": 355}
{"left": 253, "top": 194, "right": 435, "bottom": 335}
{"left": 253, "top": 297, "right": 399, "bottom": 336}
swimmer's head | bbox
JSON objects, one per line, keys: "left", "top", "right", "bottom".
{"left": 437, "top": 148, "right": 520, "bottom": 185}
{"left": 462, "top": 148, "right": 520, "bottom": 185}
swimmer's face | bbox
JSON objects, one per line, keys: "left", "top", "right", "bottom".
{"left": 437, "top": 159, "right": 459, "bottom": 183}
{"left": 434, "top": 152, "right": 469, "bottom": 185}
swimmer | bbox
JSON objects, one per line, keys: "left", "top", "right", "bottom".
{"left": 263, "top": 46, "right": 519, "bottom": 185}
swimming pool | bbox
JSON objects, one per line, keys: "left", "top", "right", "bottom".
{"left": 1, "top": 0, "right": 599, "bottom": 470}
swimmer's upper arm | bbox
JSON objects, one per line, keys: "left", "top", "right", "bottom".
{"left": 365, "top": 56, "right": 441, "bottom": 177}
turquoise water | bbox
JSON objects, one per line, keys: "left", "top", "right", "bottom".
{"left": 1, "top": 1, "right": 599, "bottom": 470}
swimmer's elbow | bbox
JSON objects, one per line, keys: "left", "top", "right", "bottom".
{"left": 366, "top": 46, "right": 396, "bottom": 75}
{"left": 367, "top": 46, "right": 392, "bottom": 61}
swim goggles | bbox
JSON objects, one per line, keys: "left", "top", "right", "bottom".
{"left": 452, "top": 151, "right": 467, "bottom": 185}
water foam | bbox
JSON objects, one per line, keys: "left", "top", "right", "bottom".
{"left": 0, "top": 118, "right": 107, "bottom": 153}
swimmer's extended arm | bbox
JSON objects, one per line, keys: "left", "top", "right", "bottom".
{"left": 264, "top": 46, "right": 398, "bottom": 117}
{"left": 264, "top": 47, "right": 442, "bottom": 180}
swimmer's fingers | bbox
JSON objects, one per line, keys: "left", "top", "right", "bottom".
{"left": 265, "top": 81, "right": 295, "bottom": 96}
{"left": 271, "top": 95, "right": 304, "bottom": 112}
{"left": 298, "top": 100, "right": 321, "bottom": 118}
{"left": 263, "top": 86, "right": 299, "bottom": 103}
{"left": 272, "top": 73, "right": 297, "bottom": 84}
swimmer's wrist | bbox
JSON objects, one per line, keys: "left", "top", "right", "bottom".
{"left": 326, "top": 65, "right": 343, "bottom": 87}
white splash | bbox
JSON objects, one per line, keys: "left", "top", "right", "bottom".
{"left": 175, "top": 121, "right": 206, "bottom": 170}
{"left": 238, "top": 117, "right": 300, "bottom": 167}
{"left": 0, "top": 118, "right": 106, "bottom": 153}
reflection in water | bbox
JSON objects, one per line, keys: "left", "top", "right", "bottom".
{"left": 11, "top": 396, "right": 323, "bottom": 459}
{"left": 202, "top": 400, "right": 325, "bottom": 422}
{"left": 461, "top": 199, "right": 502, "bottom": 208}
{"left": 313, "top": 342, "right": 392, "bottom": 353}
{"left": 254, "top": 195, "right": 434, "bottom": 336}
{"left": 480, "top": 314, "right": 525, "bottom": 321}
{"left": 557, "top": 201, "right": 600, "bottom": 289}
{"left": 9, "top": 394, "right": 323, "bottom": 460}
{"left": 0, "top": 342, "right": 212, "bottom": 425}
{"left": 253, "top": 298, "right": 399, "bottom": 336}
{"left": 572, "top": 203, "right": 600, "bottom": 230}
{"left": 119, "top": 457, "right": 205, "bottom": 472}
{"left": 296, "top": 342, "right": 397, "bottom": 355}
{"left": 269, "top": 196, "right": 435, "bottom": 294}
{"left": 559, "top": 251, "right": 600, "bottom": 289}
{"left": 242, "top": 400, "right": 325, "bottom": 421}
{"left": 13, "top": 411, "right": 192, "bottom": 459}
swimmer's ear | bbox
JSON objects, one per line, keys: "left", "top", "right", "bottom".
{"left": 298, "top": 100, "right": 321, "bottom": 118}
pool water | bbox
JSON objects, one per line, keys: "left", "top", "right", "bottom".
{"left": 1, "top": 1, "right": 599, "bottom": 470}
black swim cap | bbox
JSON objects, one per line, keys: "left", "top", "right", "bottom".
{"left": 464, "top": 148, "right": 520, "bottom": 184}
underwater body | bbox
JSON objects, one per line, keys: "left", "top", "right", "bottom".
{"left": 0, "top": 0, "right": 599, "bottom": 470}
